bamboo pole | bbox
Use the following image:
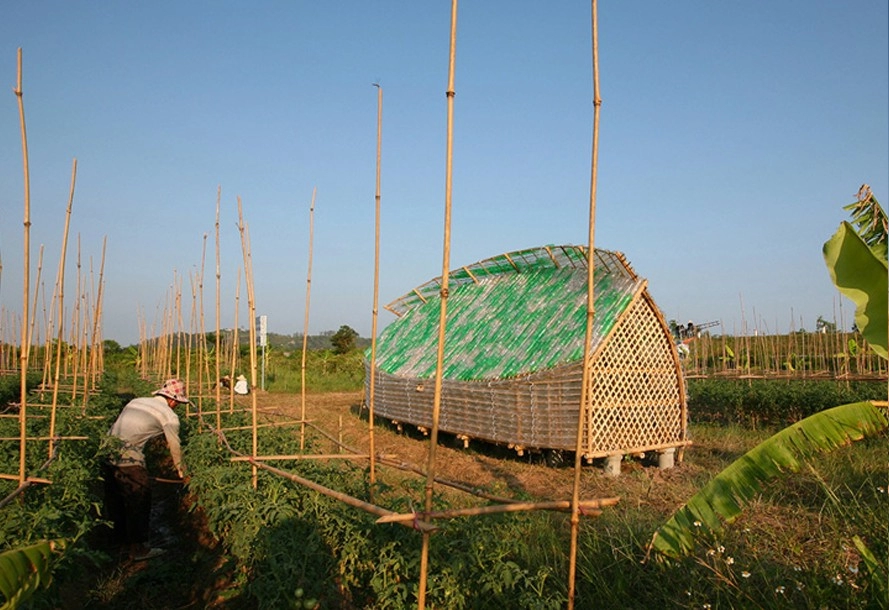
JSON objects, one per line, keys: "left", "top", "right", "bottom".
{"left": 237, "top": 197, "right": 259, "bottom": 488}
{"left": 368, "top": 82, "right": 383, "bottom": 499}
{"left": 69, "top": 238, "right": 82, "bottom": 400}
{"left": 83, "top": 236, "right": 106, "bottom": 410}
{"left": 27, "top": 246, "right": 43, "bottom": 363}
{"left": 300, "top": 188, "right": 317, "bottom": 451}
{"left": 230, "top": 453, "right": 373, "bottom": 462}
{"left": 198, "top": 233, "right": 208, "bottom": 414}
{"left": 229, "top": 267, "right": 241, "bottom": 412}
{"left": 214, "top": 186, "right": 222, "bottom": 429}
{"left": 568, "top": 3, "right": 601, "bottom": 608}
{"left": 16, "top": 47, "right": 32, "bottom": 486}
{"left": 377, "top": 497, "right": 620, "bottom": 523}
{"left": 418, "top": 3, "right": 458, "bottom": 607}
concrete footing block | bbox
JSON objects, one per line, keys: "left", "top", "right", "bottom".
{"left": 604, "top": 454, "right": 622, "bottom": 477}
{"left": 658, "top": 447, "right": 676, "bottom": 470}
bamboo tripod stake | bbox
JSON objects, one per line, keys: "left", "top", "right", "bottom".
{"left": 418, "top": 2, "right": 458, "bottom": 607}
{"left": 300, "top": 188, "right": 316, "bottom": 452}
{"left": 368, "top": 82, "right": 383, "bottom": 498}
{"left": 16, "top": 48, "right": 32, "bottom": 485}
{"left": 567, "top": 2, "right": 601, "bottom": 608}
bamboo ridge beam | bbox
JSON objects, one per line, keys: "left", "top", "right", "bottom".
{"left": 375, "top": 497, "right": 620, "bottom": 524}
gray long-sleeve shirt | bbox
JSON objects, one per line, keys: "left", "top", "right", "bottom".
{"left": 108, "top": 395, "right": 183, "bottom": 474}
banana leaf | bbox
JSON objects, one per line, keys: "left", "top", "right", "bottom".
{"left": 0, "top": 541, "right": 56, "bottom": 610}
{"left": 649, "top": 401, "right": 888, "bottom": 558}
{"left": 823, "top": 221, "right": 888, "bottom": 359}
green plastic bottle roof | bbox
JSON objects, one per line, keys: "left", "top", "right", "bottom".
{"left": 370, "top": 245, "right": 644, "bottom": 381}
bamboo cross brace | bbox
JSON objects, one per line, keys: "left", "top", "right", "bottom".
{"left": 201, "top": 416, "right": 437, "bottom": 533}
{"left": 229, "top": 453, "right": 380, "bottom": 462}
{"left": 376, "top": 497, "right": 620, "bottom": 524}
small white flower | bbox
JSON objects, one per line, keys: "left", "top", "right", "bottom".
{"left": 832, "top": 575, "right": 844, "bottom": 585}
{"left": 726, "top": 557, "right": 734, "bottom": 565}
{"left": 717, "top": 545, "right": 725, "bottom": 554}
{"left": 878, "top": 486, "right": 885, "bottom": 494}
{"left": 693, "top": 520, "right": 702, "bottom": 527}
{"left": 775, "top": 586, "right": 785, "bottom": 594}
{"left": 743, "top": 527, "right": 751, "bottom": 533}
{"left": 741, "top": 571, "right": 751, "bottom": 578}
{"left": 703, "top": 604, "right": 711, "bottom": 609}
{"left": 848, "top": 565, "right": 859, "bottom": 575}
{"left": 707, "top": 549, "right": 716, "bottom": 556}
{"left": 685, "top": 591, "right": 692, "bottom": 597}
{"left": 793, "top": 565, "right": 802, "bottom": 572}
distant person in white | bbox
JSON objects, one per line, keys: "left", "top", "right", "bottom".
{"left": 234, "top": 374, "right": 250, "bottom": 395}
{"left": 104, "top": 378, "right": 188, "bottom": 561}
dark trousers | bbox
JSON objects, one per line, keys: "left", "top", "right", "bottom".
{"left": 102, "top": 462, "right": 151, "bottom": 546}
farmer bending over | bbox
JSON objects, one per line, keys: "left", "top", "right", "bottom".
{"left": 103, "top": 378, "right": 188, "bottom": 561}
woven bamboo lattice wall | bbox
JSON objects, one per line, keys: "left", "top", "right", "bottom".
{"left": 367, "top": 245, "right": 687, "bottom": 458}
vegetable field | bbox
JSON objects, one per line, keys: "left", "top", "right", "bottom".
{"left": 1, "top": 370, "right": 886, "bottom": 608}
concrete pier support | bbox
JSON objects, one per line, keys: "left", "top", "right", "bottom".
{"left": 604, "top": 454, "right": 622, "bottom": 477}
{"left": 658, "top": 447, "right": 676, "bottom": 470}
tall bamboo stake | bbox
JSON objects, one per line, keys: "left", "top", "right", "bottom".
{"left": 368, "top": 83, "right": 383, "bottom": 498}
{"left": 69, "top": 238, "right": 82, "bottom": 399}
{"left": 83, "top": 236, "right": 106, "bottom": 409}
{"left": 418, "top": 3, "right": 458, "bottom": 606}
{"left": 229, "top": 267, "right": 241, "bottom": 412}
{"left": 198, "top": 234, "right": 208, "bottom": 413}
{"left": 568, "top": 3, "right": 601, "bottom": 608}
{"left": 237, "top": 197, "right": 259, "bottom": 488}
{"left": 27, "top": 246, "right": 43, "bottom": 360}
{"left": 15, "top": 48, "right": 32, "bottom": 485}
{"left": 49, "top": 163, "right": 75, "bottom": 430}
{"left": 300, "top": 188, "right": 316, "bottom": 452}
{"left": 214, "top": 186, "right": 222, "bottom": 429}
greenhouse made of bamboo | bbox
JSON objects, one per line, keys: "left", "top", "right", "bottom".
{"left": 366, "top": 244, "right": 688, "bottom": 463}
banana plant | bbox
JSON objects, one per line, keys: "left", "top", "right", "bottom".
{"left": 649, "top": 186, "right": 888, "bottom": 565}
{"left": 822, "top": 185, "right": 887, "bottom": 358}
{"left": 0, "top": 540, "right": 58, "bottom": 609}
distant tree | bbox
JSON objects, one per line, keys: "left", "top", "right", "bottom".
{"left": 103, "top": 339, "right": 123, "bottom": 354}
{"left": 331, "top": 325, "right": 359, "bottom": 355}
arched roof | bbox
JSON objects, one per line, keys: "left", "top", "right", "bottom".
{"left": 372, "top": 245, "right": 645, "bottom": 381}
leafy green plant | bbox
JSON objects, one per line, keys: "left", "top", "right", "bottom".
{"left": 0, "top": 540, "right": 59, "bottom": 609}
{"left": 823, "top": 185, "right": 887, "bottom": 358}
{"left": 650, "top": 186, "right": 889, "bottom": 597}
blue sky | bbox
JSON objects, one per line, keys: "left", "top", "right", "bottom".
{"left": 1, "top": 1, "right": 886, "bottom": 347}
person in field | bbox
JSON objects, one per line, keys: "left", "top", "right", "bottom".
{"left": 103, "top": 378, "right": 188, "bottom": 561}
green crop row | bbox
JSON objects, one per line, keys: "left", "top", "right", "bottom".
{"left": 686, "top": 378, "right": 886, "bottom": 428}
